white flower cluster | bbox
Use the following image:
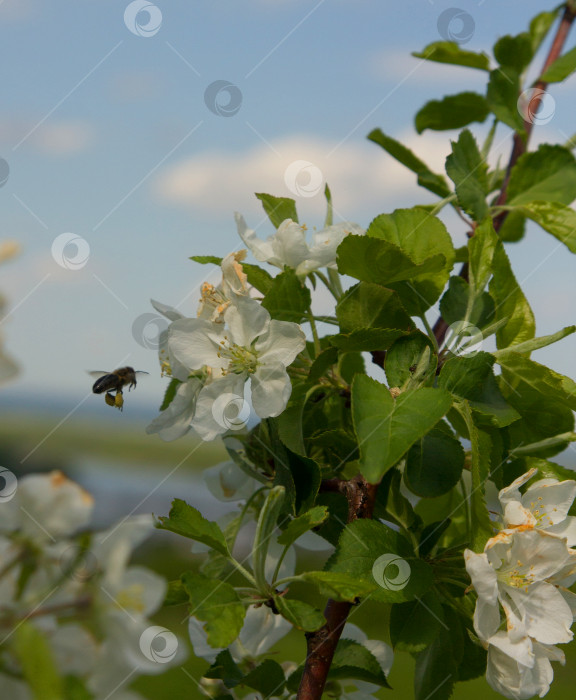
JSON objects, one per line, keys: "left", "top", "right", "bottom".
{"left": 0, "top": 472, "right": 185, "bottom": 699}
{"left": 465, "top": 468, "right": 576, "bottom": 699}
{"left": 146, "top": 246, "right": 307, "bottom": 443}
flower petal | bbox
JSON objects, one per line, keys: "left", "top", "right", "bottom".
{"left": 251, "top": 363, "right": 292, "bottom": 418}
{"left": 254, "top": 319, "right": 306, "bottom": 367}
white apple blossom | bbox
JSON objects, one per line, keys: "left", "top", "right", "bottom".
{"left": 203, "top": 460, "right": 256, "bottom": 502}
{"left": 465, "top": 529, "right": 575, "bottom": 645}
{"left": 168, "top": 294, "right": 306, "bottom": 441}
{"left": 499, "top": 468, "right": 576, "bottom": 545}
{"left": 0, "top": 471, "right": 93, "bottom": 542}
{"left": 485, "top": 632, "right": 564, "bottom": 700}
{"left": 236, "top": 213, "right": 364, "bottom": 277}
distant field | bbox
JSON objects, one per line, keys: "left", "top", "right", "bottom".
{"left": 0, "top": 413, "right": 226, "bottom": 472}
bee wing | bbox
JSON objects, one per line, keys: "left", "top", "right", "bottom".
{"left": 87, "top": 371, "right": 110, "bottom": 379}
{"left": 134, "top": 371, "right": 150, "bottom": 376}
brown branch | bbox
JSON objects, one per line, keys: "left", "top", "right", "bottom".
{"left": 433, "top": 4, "right": 576, "bottom": 348}
{"left": 297, "top": 478, "right": 379, "bottom": 700}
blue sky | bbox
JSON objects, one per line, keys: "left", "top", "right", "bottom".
{"left": 1, "top": 0, "right": 575, "bottom": 421}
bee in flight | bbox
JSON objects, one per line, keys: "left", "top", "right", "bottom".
{"left": 89, "top": 366, "right": 148, "bottom": 411}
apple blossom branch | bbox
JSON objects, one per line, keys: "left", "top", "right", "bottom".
{"left": 432, "top": 3, "right": 576, "bottom": 348}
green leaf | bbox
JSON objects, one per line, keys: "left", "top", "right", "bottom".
{"left": 182, "top": 572, "right": 245, "bottom": 648}
{"left": 352, "top": 376, "right": 453, "bottom": 483}
{"left": 253, "top": 486, "right": 286, "bottom": 590}
{"left": 307, "top": 346, "right": 339, "bottom": 384}
{"left": 529, "top": 10, "right": 558, "bottom": 53}
{"left": 390, "top": 591, "right": 445, "bottom": 652}
{"left": 365, "top": 209, "right": 455, "bottom": 314}
{"left": 439, "top": 352, "right": 520, "bottom": 427}
{"left": 160, "top": 377, "right": 181, "bottom": 411}
{"left": 299, "top": 571, "right": 378, "bottom": 602}
{"left": 278, "top": 506, "right": 328, "bottom": 547}
{"left": 157, "top": 499, "right": 230, "bottom": 557}
{"left": 445, "top": 129, "right": 489, "bottom": 222}
{"left": 330, "top": 328, "right": 408, "bottom": 352}
{"left": 326, "top": 519, "right": 434, "bottom": 603}
{"left": 276, "top": 383, "right": 309, "bottom": 456}
{"left": 499, "top": 209, "right": 526, "bottom": 243}
{"left": 489, "top": 239, "right": 535, "bottom": 348}
{"left": 274, "top": 596, "right": 325, "bottom": 631}
{"left": 496, "top": 354, "right": 576, "bottom": 411}
{"left": 439, "top": 277, "right": 495, "bottom": 329}
{"left": 267, "top": 419, "right": 322, "bottom": 514}
{"left": 204, "top": 649, "right": 243, "bottom": 687}
{"left": 243, "top": 659, "right": 286, "bottom": 698}
{"left": 493, "top": 33, "right": 533, "bottom": 73}
{"left": 329, "top": 638, "right": 391, "bottom": 686}
{"left": 337, "top": 235, "right": 446, "bottom": 288}
{"left": 460, "top": 402, "right": 495, "bottom": 551}
{"left": 63, "top": 676, "right": 94, "bottom": 700}
{"left": 414, "top": 607, "right": 458, "bottom": 700}
{"left": 164, "top": 579, "right": 189, "bottom": 606}
{"left": 367, "top": 128, "right": 451, "bottom": 198}
{"left": 415, "top": 92, "right": 489, "bottom": 133}
{"left": 385, "top": 332, "right": 437, "bottom": 389}
{"left": 190, "top": 255, "right": 222, "bottom": 265}
{"left": 261, "top": 268, "right": 311, "bottom": 322}
{"left": 540, "top": 44, "right": 576, "bottom": 83}
{"left": 509, "top": 433, "right": 576, "bottom": 457}
{"left": 336, "top": 282, "right": 414, "bottom": 333}
{"left": 516, "top": 200, "right": 576, "bottom": 253}
{"left": 13, "top": 622, "right": 62, "bottom": 700}
{"left": 374, "top": 468, "right": 422, "bottom": 533}
{"left": 487, "top": 68, "right": 524, "bottom": 132}
{"left": 412, "top": 41, "right": 490, "bottom": 70}
{"left": 243, "top": 263, "right": 274, "bottom": 294}
{"left": 507, "top": 144, "right": 576, "bottom": 206}
{"left": 493, "top": 326, "right": 576, "bottom": 359}
{"left": 468, "top": 217, "right": 498, "bottom": 295}
{"left": 255, "top": 192, "right": 298, "bottom": 227}
{"left": 405, "top": 429, "right": 465, "bottom": 498}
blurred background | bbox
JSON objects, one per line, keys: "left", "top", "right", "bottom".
{"left": 1, "top": 0, "right": 576, "bottom": 697}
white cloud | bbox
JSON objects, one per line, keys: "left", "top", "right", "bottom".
{"left": 0, "top": 118, "right": 95, "bottom": 156}
{"left": 153, "top": 133, "right": 454, "bottom": 222}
